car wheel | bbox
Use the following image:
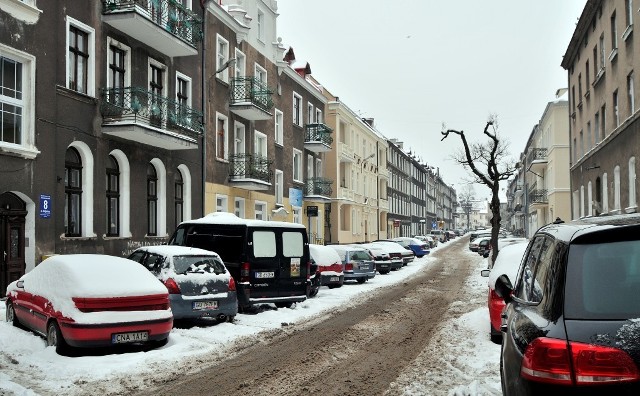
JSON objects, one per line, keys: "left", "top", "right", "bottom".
{"left": 357, "top": 278, "right": 366, "bottom": 284}
{"left": 46, "top": 321, "right": 69, "bottom": 355}
{"left": 380, "top": 270, "right": 390, "bottom": 275}
{"left": 275, "top": 302, "right": 293, "bottom": 309}
{"left": 227, "top": 315, "right": 235, "bottom": 323}
{"left": 490, "top": 325, "right": 502, "bottom": 344}
{"left": 6, "top": 301, "right": 20, "bottom": 327}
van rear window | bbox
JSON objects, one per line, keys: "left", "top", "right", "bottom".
{"left": 283, "top": 231, "right": 303, "bottom": 257}
{"left": 253, "top": 231, "right": 276, "bottom": 258}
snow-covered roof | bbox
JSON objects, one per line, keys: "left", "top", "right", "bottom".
{"left": 309, "top": 244, "right": 341, "bottom": 266}
{"left": 134, "top": 245, "right": 221, "bottom": 259}
{"left": 182, "top": 212, "right": 306, "bottom": 229}
{"left": 488, "top": 242, "right": 528, "bottom": 289}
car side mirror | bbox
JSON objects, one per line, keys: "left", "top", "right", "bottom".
{"left": 16, "top": 280, "right": 24, "bottom": 289}
{"left": 480, "top": 269, "right": 490, "bottom": 277}
{"left": 494, "top": 274, "right": 514, "bottom": 304}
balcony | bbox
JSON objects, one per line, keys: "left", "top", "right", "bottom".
{"left": 229, "top": 77, "right": 273, "bottom": 121}
{"left": 102, "top": 0, "right": 202, "bottom": 57}
{"left": 528, "top": 189, "right": 548, "bottom": 209}
{"left": 379, "top": 198, "right": 389, "bottom": 211}
{"left": 339, "top": 142, "right": 355, "bottom": 163}
{"left": 304, "top": 123, "right": 333, "bottom": 152}
{"left": 228, "top": 153, "right": 273, "bottom": 191}
{"left": 338, "top": 186, "right": 355, "bottom": 202}
{"left": 304, "top": 177, "right": 333, "bottom": 200}
{"left": 100, "top": 87, "right": 202, "bottom": 150}
{"left": 527, "top": 148, "right": 548, "bottom": 174}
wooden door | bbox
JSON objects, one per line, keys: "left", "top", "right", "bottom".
{"left": 0, "top": 192, "right": 26, "bottom": 293}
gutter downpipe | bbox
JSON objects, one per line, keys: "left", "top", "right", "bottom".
{"left": 201, "top": 1, "right": 207, "bottom": 216}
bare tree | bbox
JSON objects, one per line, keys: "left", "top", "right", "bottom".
{"left": 441, "top": 116, "right": 517, "bottom": 264}
{"left": 457, "top": 184, "right": 475, "bottom": 231}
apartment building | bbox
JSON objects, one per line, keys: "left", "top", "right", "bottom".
{"left": 0, "top": 0, "right": 204, "bottom": 292}
{"left": 387, "top": 139, "right": 412, "bottom": 237}
{"left": 562, "top": 0, "right": 639, "bottom": 218}
{"left": 522, "top": 90, "right": 571, "bottom": 232}
{"left": 324, "top": 96, "right": 388, "bottom": 244}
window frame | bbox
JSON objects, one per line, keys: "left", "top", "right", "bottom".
{"left": 106, "top": 154, "right": 120, "bottom": 237}
{"left": 275, "top": 169, "right": 284, "bottom": 205}
{"left": 66, "top": 16, "right": 95, "bottom": 97}
{"left": 65, "top": 147, "right": 83, "bottom": 237}
{"left": 293, "top": 92, "right": 302, "bottom": 127}
{"left": 274, "top": 109, "right": 284, "bottom": 145}
{"left": 234, "top": 197, "right": 245, "bottom": 218}
{"left": 293, "top": 148, "right": 303, "bottom": 182}
{"left": 216, "top": 34, "right": 230, "bottom": 83}
{"left": 216, "top": 194, "right": 228, "bottom": 213}
{"left": 255, "top": 200, "right": 267, "bottom": 220}
{"left": 216, "top": 112, "right": 229, "bottom": 161}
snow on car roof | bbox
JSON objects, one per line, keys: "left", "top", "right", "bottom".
{"left": 183, "top": 212, "right": 307, "bottom": 229}
{"left": 309, "top": 244, "right": 342, "bottom": 266}
{"left": 134, "top": 245, "right": 221, "bottom": 259}
{"left": 370, "top": 241, "right": 411, "bottom": 253}
{"left": 488, "top": 243, "right": 528, "bottom": 290}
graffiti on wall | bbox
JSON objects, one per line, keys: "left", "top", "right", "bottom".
{"left": 121, "top": 239, "right": 167, "bottom": 257}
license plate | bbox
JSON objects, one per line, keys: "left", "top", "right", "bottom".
{"left": 112, "top": 331, "right": 148, "bottom": 344}
{"left": 193, "top": 300, "right": 218, "bottom": 310}
{"left": 330, "top": 277, "right": 339, "bottom": 282}
{"left": 255, "top": 271, "right": 275, "bottom": 279}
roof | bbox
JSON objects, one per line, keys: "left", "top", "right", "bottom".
{"left": 536, "top": 213, "right": 640, "bottom": 243}
{"left": 181, "top": 212, "right": 306, "bottom": 229}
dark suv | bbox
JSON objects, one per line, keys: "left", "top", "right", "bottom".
{"left": 496, "top": 215, "right": 640, "bottom": 395}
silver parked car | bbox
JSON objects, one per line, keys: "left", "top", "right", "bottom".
{"left": 328, "top": 245, "right": 376, "bottom": 284}
{"left": 353, "top": 243, "right": 392, "bottom": 274}
{"left": 127, "top": 245, "right": 238, "bottom": 323}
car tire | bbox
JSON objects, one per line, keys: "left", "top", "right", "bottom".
{"left": 380, "top": 270, "right": 390, "bottom": 275}
{"left": 308, "top": 288, "right": 319, "bottom": 298}
{"left": 328, "top": 284, "right": 342, "bottom": 289}
{"left": 356, "top": 278, "right": 366, "bottom": 284}
{"left": 47, "top": 320, "right": 70, "bottom": 355}
{"left": 227, "top": 315, "right": 235, "bottom": 323}
{"left": 275, "top": 302, "right": 293, "bottom": 309}
{"left": 490, "top": 324, "right": 502, "bottom": 344}
{"left": 6, "top": 300, "right": 20, "bottom": 328}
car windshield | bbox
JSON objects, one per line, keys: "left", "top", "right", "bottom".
{"left": 565, "top": 240, "right": 640, "bottom": 320}
{"left": 394, "top": 240, "right": 410, "bottom": 247}
{"left": 350, "top": 251, "right": 372, "bottom": 261}
{"left": 172, "top": 255, "right": 226, "bottom": 275}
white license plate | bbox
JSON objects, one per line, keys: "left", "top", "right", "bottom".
{"left": 112, "top": 331, "right": 148, "bottom": 344}
{"left": 330, "top": 277, "right": 339, "bottom": 282}
{"left": 255, "top": 271, "right": 275, "bottom": 279}
{"left": 193, "top": 300, "right": 218, "bottom": 310}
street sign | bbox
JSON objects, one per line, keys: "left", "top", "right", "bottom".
{"left": 306, "top": 206, "right": 318, "bottom": 217}
{"left": 40, "top": 194, "right": 51, "bottom": 218}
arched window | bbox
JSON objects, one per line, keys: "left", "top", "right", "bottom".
{"left": 595, "top": 177, "right": 602, "bottom": 215}
{"left": 175, "top": 170, "right": 183, "bottom": 226}
{"left": 147, "top": 164, "right": 158, "bottom": 236}
{"left": 629, "top": 157, "right": 637, "bottom": 209}
{"left": 106, "top": 155, "right": 120, "bottom": 236}
{"left": 614, "top": 165, "right": 621, "bottom": 212}
{"left": 587, "top": 181, "right": 593, "bottom": 216}
{"left": 177, "top": 164, "right": 192, "bottom": 222}
{"left": 603, "top": 173, "right": 609, "bottom": 214}
{"left": 65, "top": 147, "right": 82, "bottom": 236}
{"left": 580, "top": 185, "right": 585, "bottom": 218}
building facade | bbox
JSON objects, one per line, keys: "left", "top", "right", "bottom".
{"left": 0, "top": 0, "right": 204, "bottom": 292}
{"left": 562, "top": 0, "right": 639, "bottom": 219}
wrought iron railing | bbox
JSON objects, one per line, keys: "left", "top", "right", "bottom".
{"left": 529, "top": 189, "right": 548, "bottom": 204}
{"left": 305, "top": 123, "right": 333, "bottom": 146}
{"left": 229, "top": 77, "right": 274, "bottom": 113}
{"left": 304, "top": 177, "right": 333, "bottom": 196}
{"left": 527, "top": 147, "right": 548, "bottom": 165}
{"left": 102, "top": 0, "right": 203, "bottom": 46}
{"left": 100, "top": 87, "right": 203, "bottom": 138}
{"left": 229, "top": 153, "right": 273, "bottom": 183}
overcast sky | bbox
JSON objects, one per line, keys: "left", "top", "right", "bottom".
{"left": 275, "top": 0, "right": 586, "bottom": 200}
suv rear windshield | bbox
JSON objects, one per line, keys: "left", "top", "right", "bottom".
{"left": 565, "top": 240, "right": 640, "bottom": 320}
{"left": 350, "top": 251, "right": 372, "bottom": 261}
{"left": 173, "top": 255, "right": 226, "bottom": 275}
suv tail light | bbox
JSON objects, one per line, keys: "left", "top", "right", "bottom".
{"left": 240, "top": 262, "right": 250, "bottom": 283}
{"left": 228, "top": 276, "right": 236, "bottom": 292}
{"left": 163, "top": 278, "right": 181, "bottom": 294}
{"left": 521, "top": 337, "right": 640, "bottom": 385}
{"left": 345, "top": 262, "right": 354, "bottom": 271}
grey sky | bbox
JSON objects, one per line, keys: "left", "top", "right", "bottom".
{"left": 275, "top": 0, "right": 586, "bottom": 200}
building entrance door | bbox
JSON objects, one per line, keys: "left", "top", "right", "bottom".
{"left": 0, "top": 192, "right": 27, "bottom": 293}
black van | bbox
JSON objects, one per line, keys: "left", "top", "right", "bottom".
{"left": 169, "top": 213, "right": 310, "bottom": 311}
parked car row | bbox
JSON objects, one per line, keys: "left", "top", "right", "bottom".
{"left": 482, "top": 214, "right": 640, "bottom": 394}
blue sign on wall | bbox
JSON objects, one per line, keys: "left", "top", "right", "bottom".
{"left": 289, "top": 188, "right": 303, "bottom": 207}
{"left": 432, "top": 222, "right": 437, "bottom": 229}
{"left": 40, "top": 194, "right": 51, "bottom": 218}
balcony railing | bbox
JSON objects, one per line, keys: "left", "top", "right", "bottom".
{"left": 305, "top": 124, "right": 333, "bottom": 146}
{"left": 102, "top": 0, "right": 203, "bottom": 47}
{"left": 527, "top": 148, "right": 548, "bottom": 165}
{"left": 100, "top": 87, "right": 203, "bottom": 138}
{"left": 304, "top": 177, "right": 333, "bottom": 197}
{"left": 229, "top": 77, "right": 274, "bottom": 113}
{"left": 229, "top": 153, "right": 273, "bottom": 183}
{"left": 529, "top": 189, "right": 548, "bottom": 204}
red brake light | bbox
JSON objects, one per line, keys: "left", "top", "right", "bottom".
{"left": 228, "top": 276, "right": 236, "bottom": 292}
{"left": 345, "top": 262, "right": 354, "bottom": 271}
{"left": 521, "top": 337, "right": 640, "bottom": 385}
{"left": 240, "top": 262, "right": 250, "bottom": 283}
{"left": 163, "top": 278, "right": 181, "bottom": 294}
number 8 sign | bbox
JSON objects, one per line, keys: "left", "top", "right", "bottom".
{"left": 40, "top": 194, "right": 52, "bottom": 218}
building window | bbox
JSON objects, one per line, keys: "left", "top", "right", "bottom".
{"left": 255, "top": 201, "right": 266, "bottom": 220}
{"left": 585, "top": 60, "right": 590, "bottom": 89}
{"left": 587, "top": 181, "right": 593, "bottom": 216}
{"left": 216, "top": 113, "right": 228, "bottom": 160}
{"left": 176, "top": 72, "right": 191, "bottom": 128}
{"left": 611, "top": 12, "right": 618, "bottom": 51}
{"left": 234, "top": 121, "right": 245, "bottom": 155}
{"left": 293, "top": 149, "right": 302, "bottom": 182}
{"left": 175, "top": 171, "right": 183, "bottom": 226}
{"left": 106, "top": 155, "right": 119, "bottom": 237}
{"left": 148, "top": 59, "right": 166, "bottom": 128}
{"left": 257, "top": 9, "right": 265, "bottom": 42}
{"left": 594, "top": 112, "right": 600, "bottom": 143}
{"left": 586, "top": 122, "right": 591, "bottom": 151}
{"left": 216, "top": 194, "right": 228, "bottom": 212}
{"left": 293, "top": 92, "right": 302, "bottom": 126}
{"left": 629, "top": 157, "right": 637, "bottom": 209}
{"left": 599, "top": 34, "right": 605, "bottom": 70}
{"left": 613, "top": 90, "right": 619, "bottom": 127}
{"left": 628, "top": 71, "right": 635, "bottom": 115}
{"left": 580, "top": 185, "right": 585, "bottom": 218}
{"left": 234, "top": 48, "right": 246, "bottom": 79}
{"left": 107, "top": 45, "right": 126, "bottom": 106}
{"left": 216, "top": 34, "right": 229, "bottom": 83}
{"left": 254, "top": 63, "right": 267, "bottom": 85}
{"left": 147, "top": 164, "right": 158, "bottom": 236}
{"left": 603, "top": 172, "right": 609, "bottom": 213}
{"left": 307, "top": 102, "right": 314, "bottom": 124}
{"left": 593, "top": 46, "right": 598, "bottom": 78}
{"left": 316, "top": 108, "right": 323, "bottom": 124}
{"left": 578, "top": 74, "right": 583, "bottom": 103}
{"left": 176, "top": 164, "right": 191, "bottom": 222}
{"left": 275, "top": 109, "right": 283, "bottom": 145}
{"left": 293, "top": 207, "right": 301, "bottom": 224}
{"left": 275, "top": 170, "right": 283, "bottom": 205}
{"left": 65, "top": 147, "right": 82, "bottom": 237}
{"left": 67, "top": 22, "right": 91, "bottom": 94}
{"left": 601, "top": 104, "right": 606, "bottom": 140}
{"left": 614, "top": 165, "right": 621, "bottom": 211}
{"left": 579, "top": 130, "right": 584, "bottom": 158}
{"left": 235, "top": 197, "right": 245, "bottom": 218}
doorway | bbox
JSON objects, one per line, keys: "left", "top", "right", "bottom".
{"left": 0, "top": 192, "right": 27, "bottom": 293}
